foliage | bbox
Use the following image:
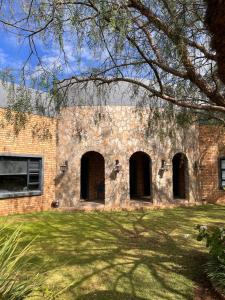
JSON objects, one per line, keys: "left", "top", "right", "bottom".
{"left": 0, "top": 0, "right": 225, "bottom": 121}
{"left": 0, "top": 227, "right": 41, "bottom": 300}
{"left": 196, "top": 224, "right": 225, "bottom": 293}
{"left": 196, "top": 225, "right": 225, "bottom": 261}
{"left": 206, "top": 258, "right": 225, "bottom": 294}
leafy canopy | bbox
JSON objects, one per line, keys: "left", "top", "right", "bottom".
{"left": 0, "top": 0, "right": 225, "bottom": 120}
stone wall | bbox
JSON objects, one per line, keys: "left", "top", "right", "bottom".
{"left": 56, "top": 106, "right": 200, "bottom": 208}
{"left": 0, "top": 108, "right": 57, "bottom": 215}
{"left": 0, "top": 104, "right": 224, "bottom": 215}
{"left": 0, "top": 105, "right": 224, "bottom": 215}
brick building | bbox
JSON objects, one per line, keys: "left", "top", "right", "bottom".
{"left": 0, "top": 108, "right": 57, "bottom": 215}
{"left": 0, "top": 83, "right": 225, "bottom": 215}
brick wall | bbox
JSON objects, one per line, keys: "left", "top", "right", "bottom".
{"left": 0, "top": 108, "right": 57, "bottom": 215}
{"left": 1, "top": 106, "right": 222, "bottom": 213}
{"left": 2, "top": 106, "right": 224, "bottom": 214}
{"left": 199, "top": 125, "right": 225, "bottom": 203}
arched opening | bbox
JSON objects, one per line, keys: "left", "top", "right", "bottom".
{"left": 80, "top": 151, "right": 105, "bottom": 203}
{"left": 172, "top": 153, "right": 188, "bottom": 199}
{"left": 129, "top": 151, "right": 151, "bottom": 201}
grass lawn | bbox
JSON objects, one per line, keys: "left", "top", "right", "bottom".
{"left": 1, "top": 204, "right": 225, "bottom": 300}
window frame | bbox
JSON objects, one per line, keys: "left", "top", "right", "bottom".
{"left": 219, "top": 157, "right": 225, "bottom": 190}
{"left": 0, "top": 154, "right": 44, "bottom": 199}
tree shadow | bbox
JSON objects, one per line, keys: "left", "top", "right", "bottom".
{"left": 76, "top": 290, "right": 147, "bottom": 300}
{"left": 4, "top": 205, "right": 225, "bottom": 299}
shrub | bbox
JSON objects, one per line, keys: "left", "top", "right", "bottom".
{"left": 206, "top": 258, "right": 225, "bottom": 294}
{"left": 196, "top": 224, "right": 225, "bottom": 294}
{"left": 0, "top": 227, "right": 41, "bottom": 300}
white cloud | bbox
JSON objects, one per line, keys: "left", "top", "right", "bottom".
{"left": 41, "top": 37, "right": 106, "bottom": 62}
{"left": 0, "top": 47, "right": 24, "bottom": 71}
{"left": 31, "top": 35, "right": 110, "bottom": 76}
{"left": 0, "top": 48, "right": 7, "bottom": 66}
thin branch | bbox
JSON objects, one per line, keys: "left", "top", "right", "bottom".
{"left": 57, "top": 76, "right": 225, "bottom": 113}
{"left": 128, "top": 0, "right": 216, "bottom": 61}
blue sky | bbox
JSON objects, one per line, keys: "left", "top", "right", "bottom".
{"left": 0, "top": 26, "right": 107, "bottom": 84}
{"left": 0, "top": 30, "right": 30, "bottom": 71}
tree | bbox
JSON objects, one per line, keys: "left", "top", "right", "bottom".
{"left": 0, "top": 0, "right": 225, "bottom": 117}
{"left": 205, "top": 0, "right": 225, "bottom": 85}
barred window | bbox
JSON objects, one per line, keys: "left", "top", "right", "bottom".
{"left": 0, "top": 156, "right": 43, "bottom": 198}
{"left": 219, "top": 158, "right": 225, "bottom": 189}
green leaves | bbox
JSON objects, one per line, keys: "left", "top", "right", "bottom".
{"left": 0, "top": 0, "right": 224, "bottom": 118}
{"left": 196, "top": 224, "right": 225, "bottom": 294}
{"left": 0, "top": 227, "right": 41, "bottom": 300}
{"left": 196, "top": 224, "right": 225, "bottom": 260}
{"left": 206, "top": 258, "right": 225, "bottom": 293}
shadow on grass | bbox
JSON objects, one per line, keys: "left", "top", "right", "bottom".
{"left": 1, "top": 204, "right": 225, "bottom": 299}
{"left": 76, "top": 290, "right": 147, "bottom": 300}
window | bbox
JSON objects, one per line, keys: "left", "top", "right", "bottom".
{"left": 219, "top": 158, "right": 225, "bottom": 189}
{"left": 0, "top": 156, "right": 43, "bottom": 198}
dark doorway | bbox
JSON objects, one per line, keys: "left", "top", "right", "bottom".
{"left": 172, "top": 153, "right": 188, "bottom": 199}
{"left": 129, "top": 151, "right": 151, "bottom": 201}
{"left": 80, "top": 151, "right": 105, "bottom": 203}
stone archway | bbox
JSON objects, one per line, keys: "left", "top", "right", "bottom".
{"left": 129, "top": 151, "right": 151, "bottom": 201}
{"left": 80, "top": 151, "right": 105, "bottom": 203}
{"left": 172, "top": 153, "right": 189, "bottom": 199}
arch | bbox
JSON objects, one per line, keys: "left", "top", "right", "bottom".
{"left": 129, "top": 151, "right": 152, "bottom": 201}
{"left": 80, "top": 151, "right": 105, "bottom": 203}
{"left": 172, "top": 152, "right": 189, "bottom": 199}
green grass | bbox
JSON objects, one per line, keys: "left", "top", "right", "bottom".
{"left": 1, "top": 204, "right": 225, "bottom": 300}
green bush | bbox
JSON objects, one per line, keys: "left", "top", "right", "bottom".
{"left": 206, "top": 258, "right": 225, "bottom": 293}
{"left": 196, "top": 224, "right": 225, "bottom": 294}
{"left": 0, "top": 227, "right": 40, "bottom": 300}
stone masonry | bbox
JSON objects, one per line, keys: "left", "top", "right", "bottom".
{"left": 0, "top": 104, "right": 225, "bottom": 216}
{"left": 56, "top": 106, "right": 201, "bottom": 208}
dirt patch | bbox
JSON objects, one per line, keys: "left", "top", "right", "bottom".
{"left": 194, "top": 274, "right": 224, "bottom": 300}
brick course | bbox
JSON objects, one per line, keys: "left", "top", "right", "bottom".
{"left": 0, "top": 105, "right": 224, "bottom": 216}
{"left": 199, "top": 125, "right": 225, "bottom": 204}
{"left": 0, "top": 108, "right": 57, "bottom": 215}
